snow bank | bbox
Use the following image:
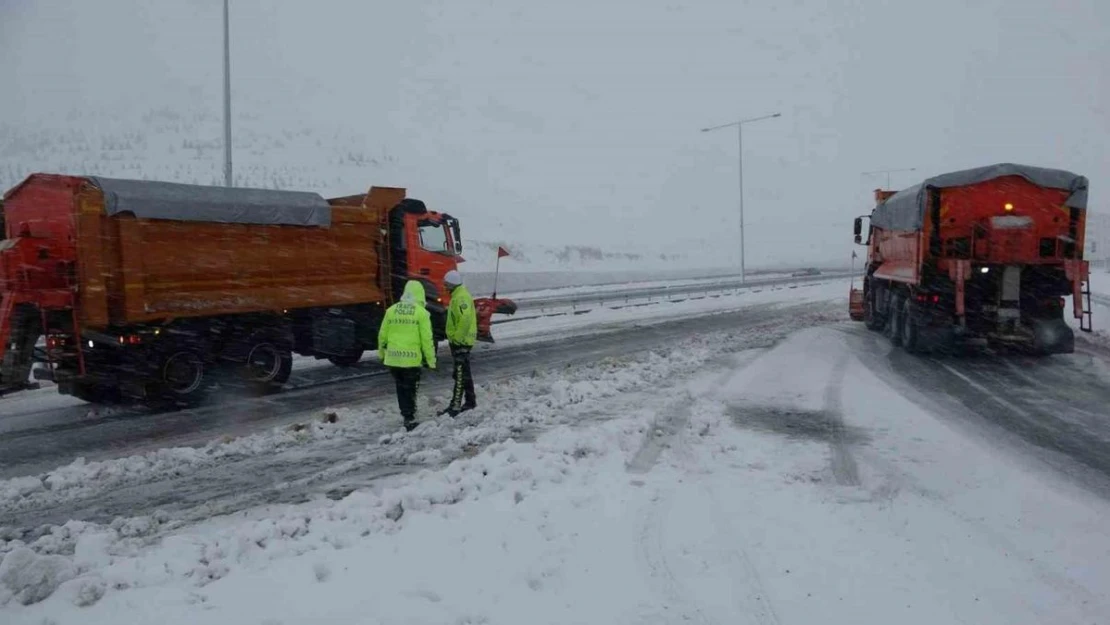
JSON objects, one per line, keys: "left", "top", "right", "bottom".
{"left": 0, "top": 289, "right": 833, "bottom": 521}
{"left": 0, "top": 317, "right": 804, "bottom": 577}
{"left": 0, "top": 335, "right": 745, "bottom": 616}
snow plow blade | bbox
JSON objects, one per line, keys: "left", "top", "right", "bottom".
{"left": 475, "top": 297, "right": 518, "bottom": 343}
{"left": 848, "top": 288, "right": 866, "bottom": 321}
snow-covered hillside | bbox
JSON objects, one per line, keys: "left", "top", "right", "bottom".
{"left": 0, "top": 105, "right": 723, "bottom": 273}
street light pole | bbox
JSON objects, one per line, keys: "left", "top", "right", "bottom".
{"left": 737, "top": 125, "right": 744, "bottom": 280}
{"left": 222, "top": 0, "right": 233, "bottom": 188}
{"left": 701, "top": 112, "right": 782, "bottom": 284}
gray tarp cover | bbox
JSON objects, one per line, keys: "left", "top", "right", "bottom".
{"left": 870, "top": 163, "right": 1088, "bottom": 231}
{"left": 89, "top": 177, "right": 331, "bottom": 226}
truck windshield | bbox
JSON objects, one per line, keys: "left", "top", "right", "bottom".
{"left": 418, "top": 220, "right": 450, "bottom": 253}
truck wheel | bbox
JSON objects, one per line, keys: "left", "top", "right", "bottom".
{"left": 328, "top": 349, "right": 364, "bottom": 367}
{"left": 242, "top": 339, "right": 293, "bottom": 390}
{"left": 887, "top": 295, "right": 905, "bottom": 344}
{"left": 154, "top": 349, "right": 209, "bottom": 406}
{"left": 864, "top": 293, "right": 884, "bottom": 332}
{"left": 900, "top": 300, "right": 920, "bottom": 353}
{"left": 1031, "top": 318, "right": 1074, "bottom": 355}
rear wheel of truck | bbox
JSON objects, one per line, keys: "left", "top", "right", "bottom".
{"left": 885, "top": 295, "right": 904, "bottom": 344}
{"left": 153, "top": 349, "right": 209, "bottom": 406}
{"left": 900, "top": 299, "right": 920, "bottom": 353}
{"left": 864, "top": 289, "right": 885, "bottom": 332}
{"left": 328, "top": 349, "right": 364, "bottom": 367}
{"left": 242, "top": 338, "right": 293, "bottom": 392}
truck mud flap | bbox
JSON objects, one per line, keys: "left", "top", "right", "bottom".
{"left": 0, "top": 302, "right": 41, "bottom": 396}
{"left": 1030, "top": 318, "right": 1074, "bottom": 355}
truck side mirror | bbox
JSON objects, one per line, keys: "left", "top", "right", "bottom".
{"left": 853, "top": 217, "right": 862, "bottom": 244}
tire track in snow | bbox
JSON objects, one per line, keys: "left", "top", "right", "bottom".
{"left": 625, "top": 394, "right": 694, "bottom": 475}
{"left": 828, "top": 326, "right": 1110, "bottom": 619}
{"left": 634, "top": 487, "right": 716, "bottom": 625}
{"left": 626, "top": 350, "right": 765, "bottom": 475}
{"left": 834, "top": 323, "right": 1110, "bottom": 495}
{"left": 823, "top": 350, "right": 860, "bottom": 487}
{"left": 703, "top": 484, "right": 783, "bottom": 625}
{"left": 630, "top": 389, "right": 782, "bottom": 625}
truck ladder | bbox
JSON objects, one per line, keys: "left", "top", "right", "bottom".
{"left": 1080, "top": 278, "right": 1093, "bottom": 333}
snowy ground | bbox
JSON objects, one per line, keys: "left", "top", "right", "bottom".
{"left": 0, "top": 305, "right": 840, "bottom": 524}
{"left": 251, "top": 279, "right": 849, "bottom": 380}
{"left": 4, "top": 275, "right": 1110, "bottom": 623}
{"left": 4, "top": 322, "right": 1110, "bottom": 623}
{"left": 0, "top": 276, "right": 851, "bottom": 421}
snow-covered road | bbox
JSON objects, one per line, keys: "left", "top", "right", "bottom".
{"left": 0, "top": 279, "right": 846, "bottom": 480}
{"left": 4, "top": 319, "right": 1110, "bottom": 623}
{"left": 4, "top": 273, "right": 1110, "bottom": 622}
{"left": 0, "top": 302, "right": 842, "bottom": 529}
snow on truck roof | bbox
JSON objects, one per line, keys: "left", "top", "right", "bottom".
{"left": 870, "top": 163, "right": 1088, "bottom": 231}
{"left": 89, "top": 177, "right": 331, "bottom": 227}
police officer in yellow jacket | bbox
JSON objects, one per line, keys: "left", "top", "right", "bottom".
{"left": 378, "top": 280, "right": 437, "bottom": 431}
{"left": 440, "top": 270, "right": 478, "bottom": 417}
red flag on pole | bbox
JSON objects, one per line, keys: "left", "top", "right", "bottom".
{"left": 497, "top": 246, "right": 511, "bottom": 258}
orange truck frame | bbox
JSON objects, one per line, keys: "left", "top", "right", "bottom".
{"left": 0, "top": 175, "right": 515, "bottom": 404}
{"left": 849, "top": 163, "right": 1091, "bottom": 354}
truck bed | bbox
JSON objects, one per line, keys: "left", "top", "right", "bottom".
{"left": 4, "top": 175, "right": 404, "bottom": 329}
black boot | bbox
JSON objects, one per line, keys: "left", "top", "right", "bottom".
{"left": 404, "top": 419, "right": 417, "bottom": 432}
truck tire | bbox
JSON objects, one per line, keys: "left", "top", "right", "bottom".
{"left": 864, "top": 290, "right": 884, "bottom": 332}
{"left": 900, "top": 299, "right": 920, "bottom": 353}
{"left": 885, "top": 295, "right": 904, "bottom": 344}
{"left": 153, "top": 348, "right": 209, "bottom": 406}
{"left": 241, "top": 337, "right": 293, "bottom": 391}
{"left": 328, "top": 349, "right": 364, "bottom": 367}
{"left": 1031, "top": 318, "right": 1075, "bottom": 355}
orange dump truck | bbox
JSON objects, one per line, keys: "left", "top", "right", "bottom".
{"left": 0, "top": 175, "right": 514, "bottom": 404}
{"left": 849, "top": 163, "right": 1091, "bottom": 354}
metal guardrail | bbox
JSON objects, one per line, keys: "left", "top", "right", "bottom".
{"left": 494, "top": 272, "right": 854, "bottom": 324}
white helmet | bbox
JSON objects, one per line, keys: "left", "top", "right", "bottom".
{"left": 444, "top": 270, "right": 463, "bottom": 288}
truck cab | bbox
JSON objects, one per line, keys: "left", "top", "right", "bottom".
{"left": 385, "top": 199, "right": 463, "bottom": 334}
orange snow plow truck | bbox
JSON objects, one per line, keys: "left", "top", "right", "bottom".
{"left": 849, "top": 163, "right": 1091, "bottom": 354}
{"left": 0, "top": 175, "right": 515, "bottom": 404}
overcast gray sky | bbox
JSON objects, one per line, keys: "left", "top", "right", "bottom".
{"left": 1, "top": 0, "right": 1107, "bottom": 267}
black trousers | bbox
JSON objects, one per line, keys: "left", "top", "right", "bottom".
{"left": 389, "top": 367, "right": 422, "bottom": 424}
{"left": 449, "top": 344, "right": 476, "bottom": 411}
